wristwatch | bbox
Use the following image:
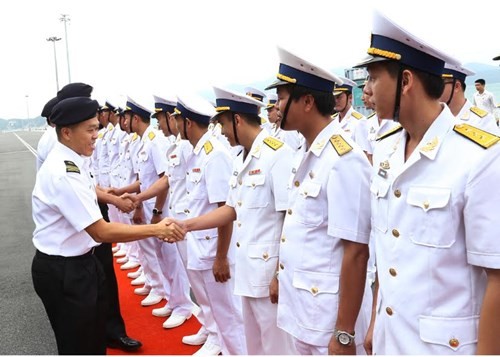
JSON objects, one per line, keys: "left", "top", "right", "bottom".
{"left": 334, "top": 329, "right": 355, "bottom": 346}
{"left": 152, "top": 208, "right": 163, "bottom": 216}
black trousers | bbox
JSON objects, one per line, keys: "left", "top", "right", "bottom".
{"left": 32, "top": 250, "right": 108, "bottom": 355}
{"left": 96, "top": 202, "right": 127, "bottom": 342}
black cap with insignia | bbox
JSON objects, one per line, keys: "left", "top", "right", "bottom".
{"left": 57, "top": 82, "right": 93, "bottom": 101}
{"left": 41, "top": 96, "right": 59, "bottom": 118}
{"left": 51, "top": 97, "right": 99, "bottom": 126}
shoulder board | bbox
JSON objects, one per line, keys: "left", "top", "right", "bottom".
{"left": 470, "top": 106, "right": 488, "bottom": 118}
{"left": 376, "top": 125, "right": 403, "bottom": 141}
{"left": 64, "top": 160, "right": 80, "bottom": 174}
{"left": 98, "top": 132, "right": 103, "bottom": 139}
{"left": 453, "top": 124, "right": 500, "bottom": 149}
{"left": 203, "top": 140, "right": 213, "bottom": 155}
{"left": 260, "top": 116, "right": 268, "bottom": 124}
{"left": 329, "top": 134, "right": 352, "bottom": 156}
{"left": 263, "top": 136, "right": 284, "bottom": 150}
{"left": 351, "top": 111, "right": 363, "bottom": 120}
{"left": 331, "top": 113, "right": 339, "bottom": 118}
{"left": 367, "top": 112, "right": 376, "bottom": 119}
{"left": 132, "top": 133, "right": 139, "bottom": 142}
{"left": 148, "top": 131, "right": 156, "bottom": 141}
{"left": 107, "top": 125, "right": 113, "bottom": 132}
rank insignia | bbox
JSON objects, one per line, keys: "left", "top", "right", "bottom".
{"left": 64, "top": 160, "right": 80, "bottom": 174}
{"left": 192, "top": 168, "right": 201, "bottom": 173}
{"left": 249, "top": 169, "right": 261, "bottom": 176}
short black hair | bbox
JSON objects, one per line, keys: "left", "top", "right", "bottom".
{"left": 475, "top": 78, "right": 486, "bottom": 85}
{"left": 285, "top": 85, "right": 336, "bottom": 116}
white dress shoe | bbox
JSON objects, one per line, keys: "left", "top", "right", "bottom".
{"left": 141, "top": 292, "right": 163, "bottom": 306}
{"left": 193, "top": 341, "right": 221, "bottom": 356}
{"left": 127, "top": 267, "right": 142, "bottom": 279}
{"left": 182, "top": 327, "right": 208, "bottom": 346}
{"left": 131, "top": 273, "right": 146, "bottom": 286}
{"left": 152, "top": 303, "right": 173, "bottom": 317}
{"left": 120, "top": 261, "right": 140, "bottom": 270}
{"left": 134, "top": 286, "right": 151, "bottom": 296}
{"left": 163, "top": 313, "right": 191, "bottom": 329}
{"left": 116, "top": 256, "right": 128, "bottom": 264}
{"left": 113, "top": 249, "right": 127, "bottom": 257}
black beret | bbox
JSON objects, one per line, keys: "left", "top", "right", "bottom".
{"left": 57, "top": 82, "right": 93, "bottom": 101}
{"left": 41, "top": 96, "right": 59, "bottom": 118}
{"left": 51, "top": 97, "right": 99, "bottom": 126}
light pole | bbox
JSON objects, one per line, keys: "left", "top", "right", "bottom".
{"left": 25, "top": 95, "right": 30, "bottom": 119}
{"left": 46, "top": 36, "right": 61, "bottom": 91}
{"left": 60, "top": 14, "right": 71, "bottom": 83}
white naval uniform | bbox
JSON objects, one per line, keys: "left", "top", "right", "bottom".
{"left": 370, "top": 105, "right": 500, "bottom": 354}
{"left": 277, "top": 120, "right": 373, "bottom": 353}
{"left": 107, "top": 125, "right": 127, "bottom": 223}
{"left": 453, "top": 99, "right": 499, "bottom": 134}
{"left": 36, "top": 126, "right": 57, "bottom": 171}
{"left": 472, "top": 89, "right": 497, "bottom": 115}
{"left": 33, "top": 142, "right": 102, "bottom": 255}
{"left": 96, "top": 123, "right": 114, "bottom": 187}
{"left": 365, "top": 112, "right": 400, "bottom": 156}
{"left": 227, "top": 129, "right": 296, "bottom": 355}
{"left": 135, "top": 125, "right": 169, "bottom": 298}
{"left": 333, "top": 107, "right": 371, "bottom": 153}
{"left": 271, "top": 123, "right": 304, "bottom": 151}
{"left": 184, "top": 130, "right": 247, "bottom": 355}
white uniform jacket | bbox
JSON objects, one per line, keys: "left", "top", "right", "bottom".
{"left": 371, "top": 105, "right": 500, "bottom": 354}
{"left": 277, "top": 120, "right": 372, "bottom": 347}
{"left": 227, "top": 130, "right": 293, "bottom": 298}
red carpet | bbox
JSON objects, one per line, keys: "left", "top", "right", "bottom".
{"left": 107, "top": 255, "right": 201, "bottom": 355}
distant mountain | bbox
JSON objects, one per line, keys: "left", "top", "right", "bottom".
{"left": 464, "top": 62, "right": 500, "bottom": 84}
{"left": 0, "top": 116, "right": 46, "bottom": 131}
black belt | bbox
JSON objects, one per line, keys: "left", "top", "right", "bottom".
{"left": 36, "top": 247, "right": 96, "bottom": 260}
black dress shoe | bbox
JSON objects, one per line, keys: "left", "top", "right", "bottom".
{"left": 107, "top": 336, "right": 143, "bottom": 351}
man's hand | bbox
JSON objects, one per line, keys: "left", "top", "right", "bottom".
{"left": 364, "top": 321, "right": 374, "bottom": 355}
{"left": 113, "top": 196, "right": 135, "bottom": 213}
{"left": 269, "top": 274, "right": 279, "bottom": 304}
{"left": 121, "top": 192, "right": 140, "bottom": 205}
{"left": 133, "top": 206, "right": 145, "bottom": 224}
{"left": 213, "top": 256, "right": 230, "bottom": 283}
{"left": 328, "top": 335, "right": 356, "bottom": 355}
{"left": 157, "top": 218, "right": 186, "bottom": 242}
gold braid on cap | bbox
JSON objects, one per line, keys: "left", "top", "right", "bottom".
{"left": 368, "top": 47, "right": 402, "bottom": 61}
{"left": 442, "top": 74, "right": 454, "bottom": 78}
{"left": 215, "top": 106, "right": 230, "bottom": 112}
{"left": 277, "top": 73, "right": 297, "bottom": 84}
{"left": 174, "top": 108, "right": 182, "bottom": 115}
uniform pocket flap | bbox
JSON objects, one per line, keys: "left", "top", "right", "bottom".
{"left": 247, "top": 242, "right": 279, "bottom": 261}
{"left": 299, "top": 181, "right": 321, "bottom": 198}
{"left": 419, "top": 315, "right": 479, "bottom": 351}
{"left": 407, "top": 186, "right": 451, "bottom": 212}
{"left": 244, "top": 174, "right": 265, "bottom": 188}
{"left": 370, "top": 178, "right": 390, "bottom": 198}
{"left": 292, "top": 270, "right": 339, "bottom": 296}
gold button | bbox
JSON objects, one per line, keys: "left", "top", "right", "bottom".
{"left": 184, "top": 209, "right": 190, "bottom": 214}
{"left": 262, "top": 253, "right": 269, "bottom": 260}
{"left": 169, "top": 206, "right": 172, "bottom": 210}
{"left": 281, "top": 236, "right": 286, "bottom": 243}
{"left": 392, "top": 229, "right": 400, "bottom": 238}
{"left": 279, "top": 263, "right": 284, "bottom": 270}
{"left": 252, "top": 182, "right": 256, "bottom": 187}
{"left": 311, "top": 287, "right": 318, "bottom": 294}
{"left": 236, "top": 242, "right": 240, "bottom": 247}
{"left": 294, "top": 181, "right": 300, "bottom": 187}
{"left": 238, "top": 179, "right": 242, "bottom": 185}
{"left": 394, "top": 189, "right": 401, "bottom": 198}
{"left": 389, "top": 268, "right": 397, "bottom": 277}
{"left": 449, "top": 338, "right": 459, "bottom": 348}
{"left": 423, "top": 200, "right": 430, "bottom": 209}
{"left": 205, "top": 236, "right": 210, "bottom": 240}
{"left": 237, "top": 221, "right": 241, "bottom": 227}
{"left": 386, "top": 307, "right": 393, "bottom": 316}
{"left": 237, "top": 201, "right": 242, "bottom": 206}
{"left": 287, "top": 209, "right": 292, "bottom": 215}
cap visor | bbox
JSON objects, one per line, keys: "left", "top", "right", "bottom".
{"left": 493, "top": 55, "right": 500, "bottom": 61}
{"left": 264, "top": 79, "right": 289, "bottom": 91}
{"left": 353, "top": 55, "right": 389, "bottom": 68}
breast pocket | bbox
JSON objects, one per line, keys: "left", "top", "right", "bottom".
{"left": 247, "top": 242, "right": 279, "bottom": 287}
{"left": 407, "top": 186, "right": 455, "bottom": 248}
{"left": 292, "top": 270, "right": 340, "bottom": 331}
{"left": 243, "top": 174, "right": 269, "bottom": 208}
{"left": 168, "top": 156, "right": 184, "bottom": 180}
{"left": 294, "top": 181, "right": 324, "bottom": 227}
{"left": 370, "top": 177, "right": 390, "bottom": 233}
{"left": 188, "top": 171, "right": 205, "bottom": 200}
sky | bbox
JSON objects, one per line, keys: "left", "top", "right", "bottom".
{"left": 1, "top": 0, "right": 499, "bottom": 119}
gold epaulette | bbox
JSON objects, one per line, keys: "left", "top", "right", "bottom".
{"left": 453, "top": 124, "right": 500, "bottom": 149}
{"left": 331, "top": 113, "right": 339, "bottom": 118}
{"left": 64, "top": 160, "right": 80, "bottom": 174}
{"left": 367, "top": 112, "right": 376, "bottom": 119}
{"left": 351, "top": 111, "right": 364, "bottom": 120}
{"left": 148, "top": 131, "right": 156, "bottom": 141}
{"left": 263, "top": 136, "right": 284, "bottom": 150}
{"left": 376, "top": 125, "right": 403, "bottom": 141}
{"left": 470, "top": 106, "right": 488, "bottom": 118}
{"left": 260, "top": 116, "right": 268, "bottom": 124}
{"left": 203, "top": 140, "right": 213, "bottom": 155}
{"left": 329, "top": 134, "right": 352, "bottom": 156}
{"left": 98, "top": 132, "right": 104, "bottom": 139}
{"left": 132, "top": 133, "right": 138, "bottom": 142}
